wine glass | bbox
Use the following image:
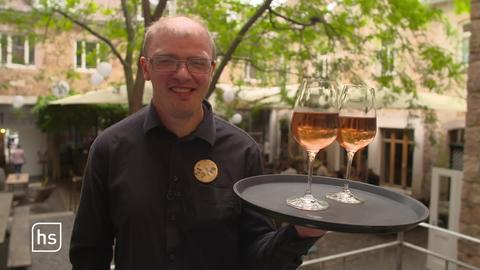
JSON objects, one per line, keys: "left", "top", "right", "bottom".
{"left": 286, "top": 78, "right": 339, "bottom": 211}
{"left": 326, "top": 84, "right": 376, "bottom": 204}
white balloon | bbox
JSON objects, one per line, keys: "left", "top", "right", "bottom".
{"left": 97, "top": 62, "right": 112, "bottom": 77}
{"left": 12, "top": 95, "right": 25, "bottom": 109}
{"left": 231, "top": 113, "right": 242, "bottom": 124}
{"left": 223, "top": 88, "right": 235, "bottom": 103}
{"left": 90, "top": 72, "right": 104, "bottom": 86}
{"left": 51, "top": 80, "right": 70, "bottom": 97}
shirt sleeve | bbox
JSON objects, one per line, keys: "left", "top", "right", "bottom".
{"left": 239, "top": 145, "right": 319, "bottom": 270}
{"left": 69, "top": 136, "right": 114, "bottom": 270}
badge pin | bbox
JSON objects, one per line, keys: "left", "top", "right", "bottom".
{"left": 194, "top": 159, "right": 218, "bottom": 183}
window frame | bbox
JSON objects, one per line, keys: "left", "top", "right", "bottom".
{"left": 460, "top": 22, "right": 471, "bottom": 65}
{"left": 244, "top": 61, "right": 257, "bottom": 82}
{"left": 0, "top": 33, "right": 36, "bottom": 68}
{"left": 380, "top": 128, "right": 414, "bottom": 189}
{"left": 74, "top": 40, "right": 106, "bottom": 72}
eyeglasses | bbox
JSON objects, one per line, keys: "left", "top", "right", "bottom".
{"left": 148, "top": 55, "right": 214, "bottom": 74}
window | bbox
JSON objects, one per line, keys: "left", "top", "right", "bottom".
{"left": 381, "top": 128, "right": 414, "bottom": 189}
{"left": 75, "top": 40, "right": 108, "bottom": 70}
{"left": 461, "top": 23, "right": 470, "bottom": 65}
{"left": 316, "top": 55, "right": 330, "bottom": 79}
{"left": 448, "top": 128, "right": 464, "bottom": 170}
{"left": 244, "top": 62, "right": 257, "bottom": 81}
{"left": 379, "top": 46, "right": 395, "bottom": 76}
{"left": 0, "top": 33, "right": 35, "bottom": 66}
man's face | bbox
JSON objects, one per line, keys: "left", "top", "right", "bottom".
{"left": 141, "top": 30, "right": 215, "bottom": 119}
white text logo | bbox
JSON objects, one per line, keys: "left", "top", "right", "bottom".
{"left": 31, "top": 222, "right": 62, "bottom": 253}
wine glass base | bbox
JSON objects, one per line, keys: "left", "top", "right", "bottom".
{"left": 326, "top": 190, "right": 363, "bottom": 204}
{"left": 286, "top": 194, "right": 329, "bottom": 211}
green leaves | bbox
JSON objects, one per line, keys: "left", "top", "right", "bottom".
{"left": 33, "top": 95, "right": 128, "bottom": 133}
{"left": 454, "top": 0, "right": 471, "bottom": 14}
{"left": 419, "top": 44, "right": 464, "bottom": 92}
{"left": 2, "top": 0, "right": 465, "bottom": 121}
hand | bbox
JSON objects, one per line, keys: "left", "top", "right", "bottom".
{"left": 294, "top": 225, "right": 327, "bottom": 238}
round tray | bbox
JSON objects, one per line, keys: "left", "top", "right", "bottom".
{"left": 233, "top": 174, "right": 429, "bottom": 233}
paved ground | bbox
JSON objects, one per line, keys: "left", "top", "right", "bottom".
{"left": 0, "top": 182, "right": 75, "bottom": 270}
{"left": 29, "top": 212, "right": 75, "bottom": 270}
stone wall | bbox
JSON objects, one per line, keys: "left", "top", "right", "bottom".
{"left": 459, "top": 0, "right": 480, "bottom": 266}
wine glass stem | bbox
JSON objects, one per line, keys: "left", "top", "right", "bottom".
{"left": 305, "top": 151, "right": 317, "bottom": 196}
{"left": 344, "top": 151, "right": 356, "bottom": 191}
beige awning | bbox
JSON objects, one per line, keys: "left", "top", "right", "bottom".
{"left": 0, "top": 96, "right": 37, "bottom": 105}
{"left": 49, "top": 83, "right": 466, "bottom": 113}
{"left": 216, "top": 84, "right": 466, "bottom": 112}
{"left": 49, "top": 85, "right": 153, "bottom": 105}
{"left": 376, "top": 91, "right": 466, "bottom": 112}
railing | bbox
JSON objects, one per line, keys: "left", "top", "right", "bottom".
{"left": 299, "top": 222, "right": 480, "bottom": 270}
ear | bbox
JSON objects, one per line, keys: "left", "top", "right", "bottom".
{"left": 209, "top": 61, "right": 216, "bottom": 77}
{"left": 140, "top": 56, "right": 151, "bottom": 81}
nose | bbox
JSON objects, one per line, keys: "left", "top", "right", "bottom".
{"left": 172, "top": 61, "right": 192, "bottom": 79}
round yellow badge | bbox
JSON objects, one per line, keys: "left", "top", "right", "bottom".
{"left": 194, "top": 159, "right": 218, "bottom": 183}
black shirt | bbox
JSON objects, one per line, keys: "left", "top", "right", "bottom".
{"left": 70, "top": 101, "right": 317, "bottom": 270}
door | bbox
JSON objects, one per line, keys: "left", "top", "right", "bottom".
{"left": 381, "top": 128, "right": 414, "bottom": 189}
{"left": 427, "top": 167, "right": 463, "bottom": 270}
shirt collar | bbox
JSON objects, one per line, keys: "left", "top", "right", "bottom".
{"left": 143, "top": 99, "right": 216, "bottom": 146}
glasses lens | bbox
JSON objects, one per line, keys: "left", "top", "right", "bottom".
{"left": 187, "top": 58, "right": 211, "bottom": 74}
{"left": 150, "top": 56, "right": 212, "bottom": 73}
{"left": 151, "top": 56, "right": 177, "bottom": 71}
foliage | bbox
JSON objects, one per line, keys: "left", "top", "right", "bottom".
{"left": 454, "top": 0, "right": 471, "bottom": 13}
{"left": 1, "top": 0, "right": 466, "bottom": 117}
{"left": 180, "top": 0, "right": 466, "bottom": 113}
{"left": 32, "top": 95, "right": 128, "bottom": 133}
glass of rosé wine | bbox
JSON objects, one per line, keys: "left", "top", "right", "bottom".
{"left": 286, "top": 78, "right": 339, "bottom": 211}
{"left": 326, "top": 84, "right": 376, "bottom": 204}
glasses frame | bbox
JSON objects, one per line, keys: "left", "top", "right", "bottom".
{"left": 147, "top": 55, "right": 215, "bottom": 74}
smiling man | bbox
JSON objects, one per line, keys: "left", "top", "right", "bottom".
{"left": 141, "top": 17, "right": 215, "bottom": 137}
{"left": 69, "top": 16, "right": 324, "bottom": 270}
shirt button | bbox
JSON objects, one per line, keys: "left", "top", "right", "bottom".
{"left": 166, "top": 190, "right": 174, "bottom": 200}
{"left": 173, "top": 176, "right": 178, "bottom": 182}
{"left": 169, "top": 253, "right": 175, "bottom": 261}
{"left": 169, "top": 214, "right": 176, "bottom": 221}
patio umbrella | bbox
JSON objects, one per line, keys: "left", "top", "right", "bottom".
{"left": 215, "top": 84, "right": 466, "bottom": 112}
{"left": 49, "top": 85, "right": 153, "bottom": 105}
{"left": 376, "top": 90, "right": 466, "bottom": 112}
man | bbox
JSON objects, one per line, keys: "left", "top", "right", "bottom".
{"left": 70, "top": 16, "right": 324, "bottom": 270}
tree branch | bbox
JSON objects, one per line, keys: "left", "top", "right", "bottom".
{"left": 120, "top": 0, "right": 135, "bottom": 57}
{"left": 268, "top": 7, "right": 322, "bottom": 28}
{"left": 152, "top": 0, "right": 168, "bottom": 21}
{"left": 120, "top": 0, "right": 138, "bottom": 113}
{"left": 231, "top": 56, "right": 301, "bottom": 76}
{"left": 268, "top": 7, "right": 343, "bottom": 39}
{"left": 141, "top": 0, "right": 152, "bottom": 26}
{"left": 52, "top": 8, "right": 126, "bottom": 68}
{"left": 207, "top": 0, "right": 274, "bottom": 97}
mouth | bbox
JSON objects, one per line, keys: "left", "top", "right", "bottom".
{"left": 170, "top": 87, "right": 195, "bottom": 93}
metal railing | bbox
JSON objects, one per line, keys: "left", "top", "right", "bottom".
{"left": 300, "top": 222, "right": 480, "bottom": 270}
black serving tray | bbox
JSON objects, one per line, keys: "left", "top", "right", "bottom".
{"left": 233, "top": 174, "right": 429, "bottom": 233}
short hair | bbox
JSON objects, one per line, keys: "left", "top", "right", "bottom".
{"left": 142, "top": 15, "right": 216, "bottom": 59}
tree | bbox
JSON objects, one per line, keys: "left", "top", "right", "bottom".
{"left": 460, "top": 0, "right": 480, "bottom": 266}
{"left": 23, "top": 0, "right": 275, "bottom": 114}
{"left": 21, "top": 0, "right": 462, "bottom": 114}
